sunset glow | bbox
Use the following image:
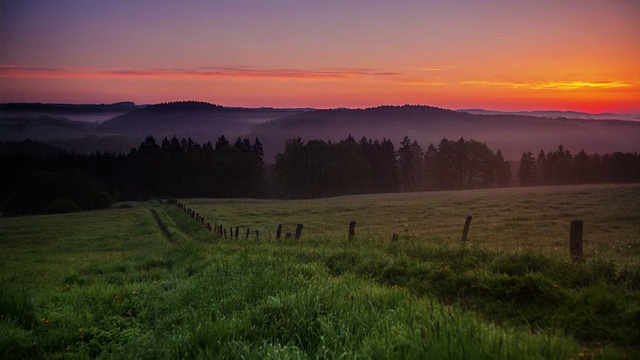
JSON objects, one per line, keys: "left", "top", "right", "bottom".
{"left": 1, "top": 0, "right": 638, "bottom": 113}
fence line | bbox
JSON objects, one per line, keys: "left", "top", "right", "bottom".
{"left": 166, "top": 200, "right": 586, "bottom": 262}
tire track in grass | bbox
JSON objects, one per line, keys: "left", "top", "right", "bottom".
{"left": 150, "top": 208, "right": 174, "bottom": 242}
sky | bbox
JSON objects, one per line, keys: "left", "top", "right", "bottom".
{"left": 0, "top": 0, "right": 639, "bottom": 113}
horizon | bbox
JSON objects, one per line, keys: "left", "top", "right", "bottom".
{"left": 3, "top": 100, "right": 639, "bottom": 117}
{"left": 1, "top": 1, "right": 639, "bottom": 113}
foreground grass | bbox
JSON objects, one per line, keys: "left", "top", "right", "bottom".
{"left": 1, "top": 184, "right": 638, "bottom": 358}
{"left": 1, "top": 203, "right": 581, "bottom": 359}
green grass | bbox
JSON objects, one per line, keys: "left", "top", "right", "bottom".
{"left": 188, "top": 184, "right": 640, "bottom": 263}
{"left": 1, "top": 185, "right": 639, "bottom": 358}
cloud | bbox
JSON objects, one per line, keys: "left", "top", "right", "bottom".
{"left": 402, "top": 80, "right": 450, "bottom": 86}
{"left": 0, "top": 65, "right": 402, "bottom": 81}
{"left": 461, "top": 80, "right": 635, "bottom": 90}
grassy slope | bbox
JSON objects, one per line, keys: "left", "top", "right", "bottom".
{"left": 188, "top": 184, "right": 640, "bottom": 262}
{"left": 0, "top": 185, "right": 638, "bottom": 358}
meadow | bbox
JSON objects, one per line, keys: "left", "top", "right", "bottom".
{"left": 1, "top": 184, "right": 639, "bottom": 358}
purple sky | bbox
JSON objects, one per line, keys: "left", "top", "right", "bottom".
{"left": 1, "top": 0, "right": 639, "bottom": 112}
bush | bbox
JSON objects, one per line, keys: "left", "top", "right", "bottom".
{"left": 0, "top": 171, "right": 113, "bottom": 215}
{"left": 45, "top": 198, "right": 82, "bottom": 214}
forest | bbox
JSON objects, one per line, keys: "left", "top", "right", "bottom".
{"left": 1, "top": 135, "right": 639, "bottom": 215}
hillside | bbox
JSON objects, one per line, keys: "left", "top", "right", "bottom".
{"left": 248, "top": 105, "right": 640, "bottom": 161}
{"left": 98, "top": 101, "right": 307, "bottom": 143}
{"left": 459, "top": 109, "right": 640, "bottom": 122}
{"left": 4, "top": 102, "right": 640, "bottom": 161}
{"left": 0, "top": 101, "right": 143, "bottom": 123}
{"left": 1, "top": 185, "right": 638, "bottom": 358}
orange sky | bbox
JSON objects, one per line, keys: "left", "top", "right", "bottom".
{"left": 1, "top": 0, "right": 638, "bottom": 113}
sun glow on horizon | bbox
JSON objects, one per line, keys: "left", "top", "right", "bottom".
{"left": 0, "top": 1, "right": 638, "bottom": 113}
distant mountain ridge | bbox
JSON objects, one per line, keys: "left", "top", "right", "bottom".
{"left": 249, "top": 105, "right": 640, "bottom": 161}
{"left": 0, "top": 101, "right": 144, "bottom": 114}
{"left": 97, "top": 101, "right": 308, "bottom": 142}
{"left": 3, "top": 101, "right": 640, "bottom": 162}
{"left": 459, "top": 109, "right": 639, "bottom": 122}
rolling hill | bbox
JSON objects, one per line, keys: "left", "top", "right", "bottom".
{"left": 3, "top": 101, "right": 640, "bottom": 162}
{"left": 97, "top": 101, "right": 307, "bottom": 144}
{"left": 248, "top": 105, "right": 640, "bottom": 161}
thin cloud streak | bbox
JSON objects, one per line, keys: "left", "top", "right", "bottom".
{"left": 461, "top": 80, "right": 635, "bottom": 90}
{"left": 0, "top": 65, "right": 403, "bottom": 81}
{"left": 402, "top": 80, "right": 450, "bottom": 86}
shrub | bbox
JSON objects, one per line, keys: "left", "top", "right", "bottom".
{"left": 0, "top": 171, "right": 113, "bottom": 215}
{"left": 45, "top": 198, "right": 82, "bottom": 214}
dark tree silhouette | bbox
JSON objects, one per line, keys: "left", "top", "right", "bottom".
{"left": 518, "top": 151, "right": 537, "bottom": 186}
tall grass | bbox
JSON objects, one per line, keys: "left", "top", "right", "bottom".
{"left": 1, "top": 185, "right": 638, "bottom": 358}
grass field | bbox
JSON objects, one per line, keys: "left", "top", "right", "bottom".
{"left": 1, "top": 184, "right": 639, "bottom": 358}
{"left": 187, "top": 184, "right": 640, "bottom": 262}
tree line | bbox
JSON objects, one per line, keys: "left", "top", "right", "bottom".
{"left": 518, "top": 145, "right": 640, "bottom": 186}
{"left": 0, "top": 136, "right": 265, "bottom": 215}
{"left": 1, "top": 135, "right": 639, "bottom": 215}
{"left": 273, "top": 135, "right": 511, "bottom": 198}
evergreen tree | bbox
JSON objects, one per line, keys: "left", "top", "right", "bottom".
{"left": 518, "top": 151, "right": 537, "bottom": 186}
{"left": 495, "top": 149, "right": 511, "bottom": 187}
{"left": 397, "top": 136, "right": 416, "bottom": 191}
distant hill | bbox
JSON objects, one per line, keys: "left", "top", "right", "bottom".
{"left": 0, "top": 101, "right": 145, "bottom": 123}
{"left": 98, "top": 101, "right": 308, "bottom": 143}
{"left": 0, "top": 101, "right": 142, "bottom": 113}
{"left": 4, "top": 102, "right": 640, "bottom": 162}
{"left": 248, "top": 105, "right": 640, "bottom": 162}
{"left": 459, "top": 109, "right": 640, "bottom": 122}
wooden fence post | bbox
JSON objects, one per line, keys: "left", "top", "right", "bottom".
{"left": 462, "top": 215, "right": 473, "bottom": 242}
{"left": 295, "top": 224, "right": 303, "bottom": 240}
{"left": 276, "top": 224, "right": 282, "bottom": 240}
{"left": 245, "top": 228, "right": 250, "bottom": 240}
{"left": 348, "top": 221, "right": 356, "bottom": 240}
{"left": 223, "top": 228, "right": 227, "bottom": 239}
{"left": 570, "top": 220, "right": 584, "bottom": 263}
{"left": 235, "top": 227, "right": 239, "bottom": 239}
{"left": 256, "top": 229, "right": 259, "bottom": 241}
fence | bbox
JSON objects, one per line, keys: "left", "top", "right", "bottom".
{"left": 169, "top": 200, "right": 584, "bottom": 263}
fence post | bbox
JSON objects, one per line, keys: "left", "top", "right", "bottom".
{"left": 348, "top": 221, "right": 356, "bottom": 240}
{"left": 235, "top": 227, "right": 239, "bottom": 239}
{"left": 570, "top": 220, "right": 584, "bottom": 263}
{"left": 461, "top": 215, "right": 473, "bottom": 242}
{"left": 245, "top": 228, "right": 250, "bottom": 240}
{"left": 256, "top": 229, "right": 260, "bottom": 241}
{"left": 223, "top": 228, "right": 227, "bottom": 239}
{"left": 295, "top": 224, "right": 303, "bottom": 240}
{"left": 276, "top": 224, "right": 282, "bottom": 240}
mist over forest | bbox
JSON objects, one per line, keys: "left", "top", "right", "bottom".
{"left": 2, "top": 100, "right": 640, "bottom": 214}
{"left": 2, "top": 101, "right": 640, "bottom": 164}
